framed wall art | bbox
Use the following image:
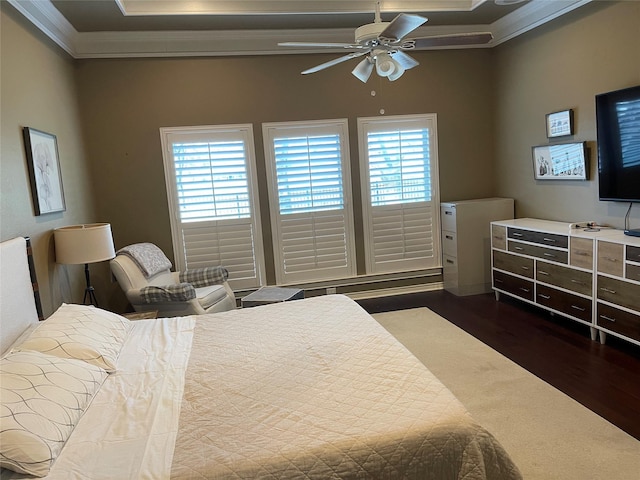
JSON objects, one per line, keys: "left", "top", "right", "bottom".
{"left": 23, "top": 127, "right": 66, "bottom": 215}
{"left": 546, "top": 109, "right": 574, "bottom": 138}
{"left": 532, "top": 141, "right": 588, "bottom": 180}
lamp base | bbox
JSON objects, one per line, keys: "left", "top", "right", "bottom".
{"left": 83, "top": 285, "right": 99, "bottom": 307}
{"left": 83, "top": 263, "right": 100, "bottom": 307}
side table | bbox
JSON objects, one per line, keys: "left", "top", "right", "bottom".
{"left": 241, "top": 287, "right": 304, "bottom": 308}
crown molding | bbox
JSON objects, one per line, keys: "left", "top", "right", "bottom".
{"left": 490, "top": 0, "right": 592, "bottom": 46}
{"left": 8, "top": 0, "right": 593, "bottom": 59}
{"left": 113, "top": 1, "right": 489, "bottom": 16}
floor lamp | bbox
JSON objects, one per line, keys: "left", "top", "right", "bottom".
{"left": 54, "top": 223, "right": 116, "bottom": 307}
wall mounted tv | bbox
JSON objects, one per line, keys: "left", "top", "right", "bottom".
{"left": 596, "top": 85, "right": 640, "bottom": 203}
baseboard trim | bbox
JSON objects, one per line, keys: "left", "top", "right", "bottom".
{"left": 345, "top": 282, "right": 444, "bottom": 300}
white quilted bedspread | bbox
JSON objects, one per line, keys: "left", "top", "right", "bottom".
{"left": 170, "top": 295, "right": 522, "bottom": 479}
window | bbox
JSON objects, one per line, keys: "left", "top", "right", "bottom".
{"left": 160, "top": 125, "right": 265, "bottom": 290}
{"left": 358, "top": 114, "right": 441, "bottom": 274}
{"left": 263, "top": 120, "right": 356, "bottom": 284}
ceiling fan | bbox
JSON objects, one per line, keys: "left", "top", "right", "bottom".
{"left": 278, "top": 1, "right": 493, "bottom": 83}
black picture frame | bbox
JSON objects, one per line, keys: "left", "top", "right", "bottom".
{"left": 23, "top": 127, "right": 66, "bottom": 215}
{"left": 546, "top": 109, "right": 574, "bottom": 138}
{"left": 532, "top": 141, "right": 588, "bottom": 180}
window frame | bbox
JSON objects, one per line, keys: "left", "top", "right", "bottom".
{"left": 160, "top": 124, "right": 266, "bottom": 290}
{"left": 358, "top": 114, "right": 442, "bottom": 275}
{"left": 262, "top": 118, "right": 357, "bottom": 285}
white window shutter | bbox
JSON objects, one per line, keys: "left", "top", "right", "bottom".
{"left": 160, "top": 125, "right": 265, "bottom": 290}
{"left": 263, "top": 120, "right": 356, "bottom": 285}
{"left": 359, "top": 114, "right": 441, "bottom": 275}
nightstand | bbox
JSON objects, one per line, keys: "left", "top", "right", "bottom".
{"left": 122, "top": 310, "right": 158, "bottom": 320}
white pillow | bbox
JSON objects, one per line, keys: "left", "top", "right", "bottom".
{"left": 12, "top": 304, "right": 131, "bottom": 372}
{"left": 0, "top": 351, "right": 108, "bottom": 476}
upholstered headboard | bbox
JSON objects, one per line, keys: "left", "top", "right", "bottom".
{"left": 0, "top": 236, "right": 43, "bottom": 354}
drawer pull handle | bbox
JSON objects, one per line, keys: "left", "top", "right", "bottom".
{"left": 495, "top": 279, "right": 503, "bottom": 284}
{"left": 600, "top": 315, "right": 616, "bottom": 323}
{"left": 538, "top": 270, "right": 549, "bottom": 276}
{"left": 446, "top": 259, "right": 454, "bottom": 264}
{"left": 543, "top": 253, "right": 556, "bottom": 258}
{"left": 543, "top": 238, "right": 557, "bottom": 243}
{"left": 512, "top": 232, "right": 523, "bottom": 237}
{"left": 604, "top": 257, "right": 618, "bottom": 262}
{"left": 445, "top": 235, "right": 453, "bottom": 240}
{"left": 445, "top": 211, "right": 453, "bottom": 215}
{"left": 570, "top": 279, "right": 586, "bottom": 285}
{"left": 519, "top": 287, "right": 531, "bottom": 293}
{"left": 514, "top": 246, "right": 524, "bottom": 251}
{"left": 538, "top": 294, "right": 551, "bottom": 299}
{"left": 599, "top": 287, "right": 617, "bottom": 294}
{"left": 571, "top": 305, "right": 586, "bottom": 312}
{"left": 521, "top": 266, "right": 530, "bottom": 271}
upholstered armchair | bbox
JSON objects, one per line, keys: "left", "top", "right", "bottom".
{"left": 110, "top": 243, "right": 236, "bottom": 317}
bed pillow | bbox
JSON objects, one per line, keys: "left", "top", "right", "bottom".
{"left": 0, "top": 351, "right": 108, "bottom": 476}
{"left": 12, "top": 304, "right": 131, "bottom": 372}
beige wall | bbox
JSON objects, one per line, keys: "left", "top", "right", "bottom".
{"left": 494, "top": 1, "right": 640, "bottom": 228}
{"left": 0, "top": 5, "right": 100, "bottom": 316}
{"left": 75, "top": 49, "right": 496, "bottom": 292}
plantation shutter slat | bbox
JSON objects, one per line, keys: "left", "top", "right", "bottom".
{"left": 359, "top": 115, "right": 441, "bottom": 274}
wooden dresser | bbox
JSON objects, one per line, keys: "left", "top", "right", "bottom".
{"left": 491, "top": 218, "right": 640, "bottom": 347}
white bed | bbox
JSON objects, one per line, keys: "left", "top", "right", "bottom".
{"left": 0, "top": 236, "right": 522, "bottom": 479}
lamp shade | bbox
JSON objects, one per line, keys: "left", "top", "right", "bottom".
{"left": 54, "top": 223, "right": 115, "bottom": 265}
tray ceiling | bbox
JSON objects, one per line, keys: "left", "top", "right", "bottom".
{"left": 8, "top": 0, "right": 593, "bottom": 58}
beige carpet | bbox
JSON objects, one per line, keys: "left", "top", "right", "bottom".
{"left": 373, "top": 307, "right": 640, "bottom": 480}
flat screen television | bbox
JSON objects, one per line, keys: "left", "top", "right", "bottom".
{"left": 596, "top": 85, "right": 640, "bottom": 203}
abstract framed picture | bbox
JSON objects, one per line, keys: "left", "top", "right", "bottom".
{"left": 23, "top": 127, "right": 66, "bottom": 215}
{"left": 545, "top": 109, "right": 574, "bottom": 138}
{"left": 532, "top": 141, "right": 588, "bottom": 180}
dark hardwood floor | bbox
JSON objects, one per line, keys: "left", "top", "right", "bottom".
{"left": 357, "top": 290, "right": 640, "bottom": 441}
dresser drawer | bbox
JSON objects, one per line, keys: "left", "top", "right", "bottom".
{"left": 570, "top": 237, "right": 593, "bottom": 270}
{"left": 508, "top": 241, "right": 568, "bottom": 264}
{"left": 627, "top": 245, "right": 640, "bottom": 263}
{"left": 491, "top": 224, "right": 507, "bottom": 250}
{"left": 442, "top": 230, "right": 457, "bottom": 257}
{"left": 536, "top": 284, "right": 591, "bottom": 322}
{"left": 441, "top": 206, "right": 456, "bottom": 232}
{"left": 493, "top": 271, "right": 534, "bottom": 301}
{"left": 508, "top": 228, "right": 568, "bottom": 248}
{"left": 597, "top": 241, "right": 624, "bottom": 277}
{"left": 442, "top": 254, "right": 458, "bottom": 289}
{"left": 627, "top": 264, "right": 640, "bottom": 282}
{"left": 493, "top": 250, "right": 534, "bottom": 278}
{"left": 596, "top": 303, "right": 640, "bottom": 343}
{"left": 597, "top": 275, "right": 640, "bottom": 312}
{"left": 536, "top": 260, "right": 592, "bottom": 296}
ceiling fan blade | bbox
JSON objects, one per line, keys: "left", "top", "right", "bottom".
{"left": 352, "top": 58, "right": 375, "bottom": 83}
{"left": 391, "top": 50, "right": 419, "bottom": 70}
{"left": 301, "top": 51, "right": 368, "bottom": 75}
{"left": 406, "top": 32, "right": 493, "bottom": 49}
{"left": 279, "top": 42, "right": 364, "bottom": 49}
{"left": 379, "top": 13, "right": 427, "bottom": 42}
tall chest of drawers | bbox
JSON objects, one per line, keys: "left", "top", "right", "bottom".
{"left": 490, "top": 218, "right": 640, "bottom": 347}
{"left": 441, "top": 198, "right": 514, "bottom": 296}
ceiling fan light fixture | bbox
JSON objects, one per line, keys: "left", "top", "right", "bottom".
{"left": 375, "top": 51, "right": 397, "bottom": 78}
{"left": 352, "top": 57, "right": 375, "bottom": 83}
{"left": 387, "top": 64, "right": 405, "bottom": 81}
